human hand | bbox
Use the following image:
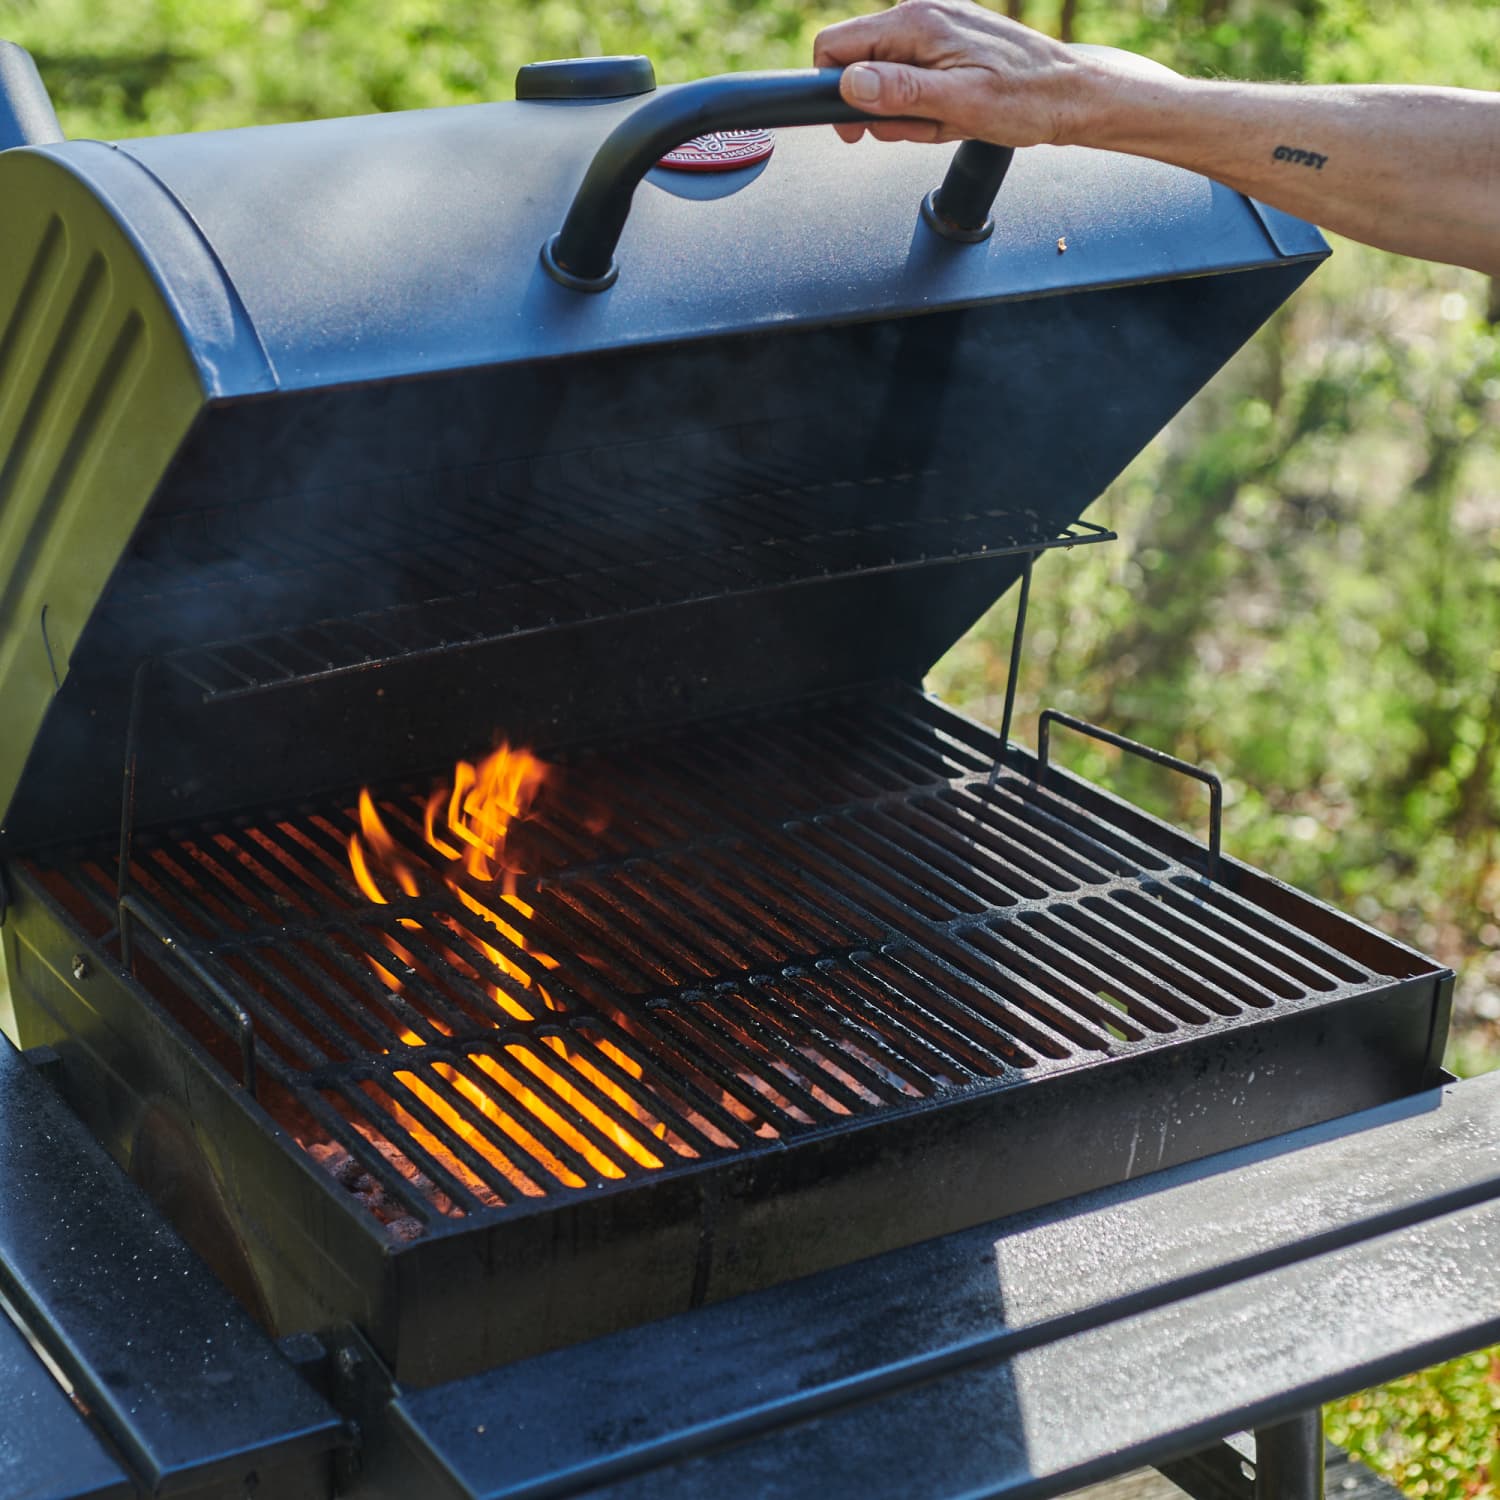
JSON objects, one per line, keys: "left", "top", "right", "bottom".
{"left": 813, "top": 0, "right": 1111, "bottom": 148}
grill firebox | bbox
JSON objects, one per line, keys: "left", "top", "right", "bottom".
{"left": 13, "top": 684, "right": 1449, "bottom": 1385}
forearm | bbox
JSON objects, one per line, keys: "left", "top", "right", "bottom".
{"left": 1077, "top": 70, "right": 1500, "bottom": 275}
{"left": 814, "top": 2, "right": 1500, "bottom": 276}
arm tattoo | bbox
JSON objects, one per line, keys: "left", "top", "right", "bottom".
{"left": 1273, "top": 145, "right": 1328, "bottom": 170}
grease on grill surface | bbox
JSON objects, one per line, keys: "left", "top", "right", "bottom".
{"left": 38, "top": 689, "right": 1400, "bottom": 1240}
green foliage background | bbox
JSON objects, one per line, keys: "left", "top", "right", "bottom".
{"left": 2, "top": 0, "right": 1497, "bottom": 1490}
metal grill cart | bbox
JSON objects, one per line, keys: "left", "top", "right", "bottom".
{"left": 0, "top": 40, "right": 1493, "bottom": 1500}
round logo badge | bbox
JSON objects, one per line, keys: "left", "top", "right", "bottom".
{"left": 658, "top": 129, "right": 776, "bottom": 173}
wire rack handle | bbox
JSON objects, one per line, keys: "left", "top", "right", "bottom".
{"left": 1034, "top": 709, "right": 1222, "bottom": 882}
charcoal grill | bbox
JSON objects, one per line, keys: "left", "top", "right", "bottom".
{"left": 0, "top": 41, "right": 1464, "bottom": 1500}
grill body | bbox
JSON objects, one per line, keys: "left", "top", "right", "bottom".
{"left": 7, "top": 686, "right": 1449, "bottom": 1385}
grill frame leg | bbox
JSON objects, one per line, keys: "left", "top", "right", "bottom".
{"left": 1253, "top": 1409, "right": 1325, "bottom": 1500}
{"left": 1157, "top": 1410, "right": 1326, "bottom": 1500}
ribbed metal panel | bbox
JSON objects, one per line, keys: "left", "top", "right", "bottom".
{"left": 0, "top": 150, "right": 207, "bottom": 840}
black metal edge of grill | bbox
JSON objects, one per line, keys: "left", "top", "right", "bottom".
{"left": 4, "top": 683, "right": 1452, "bottom": 1387}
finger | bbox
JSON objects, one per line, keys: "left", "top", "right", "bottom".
{"left": 832, "top": 122, "right": 868, "bottom": 143}
{"left": 838, "top": 60, "right": 951, "bottom": 120}
{"left": 813, "top": 13, "right": 896, "bottom": 69}
{"left": 864, "top": 118, "right": 944, "bottom": 143}
{"left": 818, "top": 0, "right": 963, "bottom": 63}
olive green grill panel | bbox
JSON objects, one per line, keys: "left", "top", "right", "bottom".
{"left": 0, "top": 149, "right": 208, "bottom": 838}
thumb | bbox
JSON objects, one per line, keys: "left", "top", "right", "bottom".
{"left": 839, "top": 61, "right": 943, "bottom": 118}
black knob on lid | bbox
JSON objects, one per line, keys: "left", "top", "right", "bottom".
{"left": 516, "top": 55, "right": 657, "bottom": 101}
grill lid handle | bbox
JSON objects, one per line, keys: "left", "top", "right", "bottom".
{"left": 922, "top": 141, "right": 1015, "bottom": 244}
{"left": 541, "top": 68, "right": 1011, "bottom": 291}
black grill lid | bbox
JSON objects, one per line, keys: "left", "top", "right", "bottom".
{"left": 105, "top": 84, "right": 1320, "bottom": 388}
{"left": 0, "top": 63, "right": 1327, "bottom": 849}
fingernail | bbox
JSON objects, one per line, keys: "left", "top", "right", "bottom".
{"left": 845, "top": 65, "right": 881, "bottom": 104}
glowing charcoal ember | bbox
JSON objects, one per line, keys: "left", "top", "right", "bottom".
{"left": 343, "top": 745, "right": 671, "bottom": 1196}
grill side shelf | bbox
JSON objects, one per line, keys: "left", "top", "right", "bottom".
{"left": 0, "top": 1290, "right": 131, "bottom": 1500}
{"left": 0, "top": 1029, "right": 341, "bottom": 1497}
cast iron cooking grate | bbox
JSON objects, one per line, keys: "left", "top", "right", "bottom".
{"left": 33, "top": 685, "right": 1429, "bottom": 1239}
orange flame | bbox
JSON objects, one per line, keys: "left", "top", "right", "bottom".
{"left": 346, "top": 745, "right": 668, "bottom": 1195}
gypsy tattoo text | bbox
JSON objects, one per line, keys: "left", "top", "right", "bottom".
{"left": 1273, "top": 145, "right": 1329, "bottom": 170}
